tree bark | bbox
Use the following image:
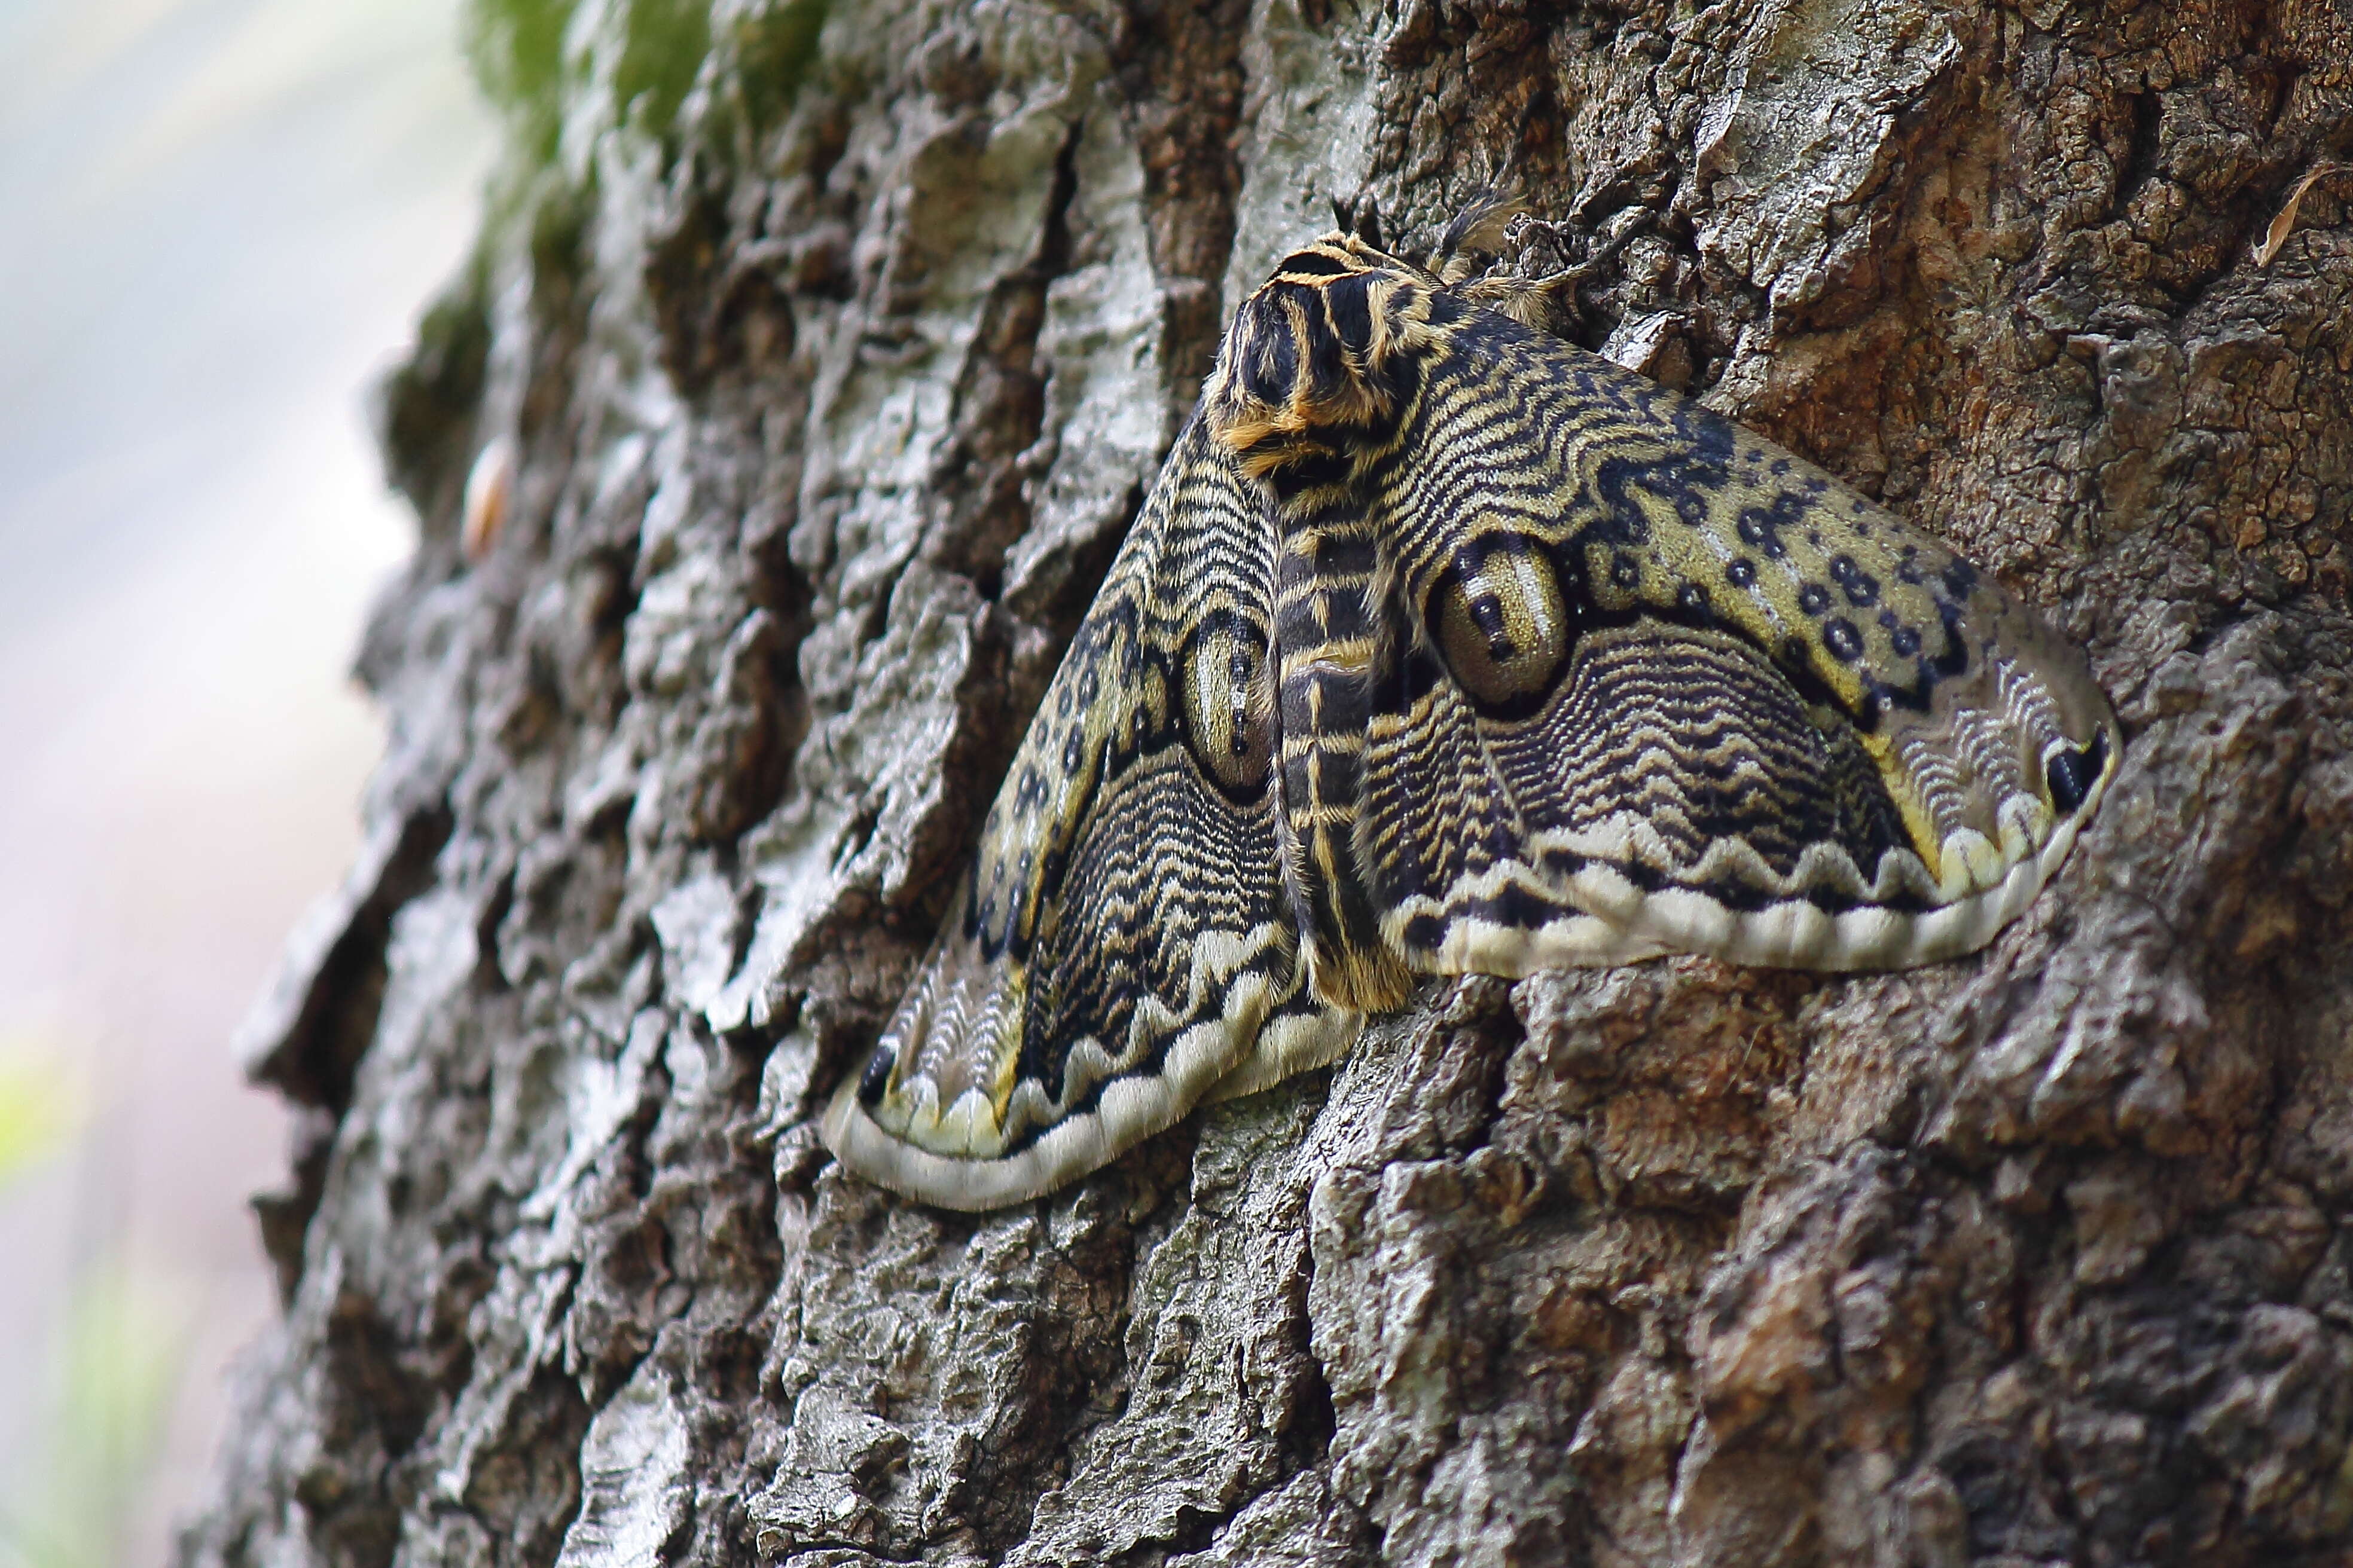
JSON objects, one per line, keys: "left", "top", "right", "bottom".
{"left": 181, "top": 1, "right": 2353, "bottom": 1564}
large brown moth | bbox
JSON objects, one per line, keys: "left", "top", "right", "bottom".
{"left": 822, "top": 206, "right": 2119, "bottom": 1211}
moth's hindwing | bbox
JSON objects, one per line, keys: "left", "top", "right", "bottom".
{"left": 1205, "top": 237, "right": 2120, "bottom": 977}
{"left": 821, "top": 417, "right": 1360, "bottom": 1210}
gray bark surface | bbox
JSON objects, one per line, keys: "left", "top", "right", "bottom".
{"left": 182, "top": 1, "right": 2353, "bottom": 1564}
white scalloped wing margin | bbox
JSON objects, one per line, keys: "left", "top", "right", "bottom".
{"left": 823, "top": 966, "right": 1281, "bottom": 1211}
{"left": 1417, "top": 774, "right": 2108, "bottom": 976}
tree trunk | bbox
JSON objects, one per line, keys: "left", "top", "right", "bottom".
{"left": 180, "top": 1, "right": 2353, "bottom": 1564}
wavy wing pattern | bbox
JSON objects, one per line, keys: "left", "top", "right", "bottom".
{"left": 823, "top": 224, "right": 2119, "bottom": 1209}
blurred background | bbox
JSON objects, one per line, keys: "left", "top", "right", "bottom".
{"left": 0, "top": 1, "right": 492, "bottom": 1562}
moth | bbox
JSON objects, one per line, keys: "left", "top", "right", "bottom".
{"left": 823, "top": 206, "right": 2119, "bottom": 1211}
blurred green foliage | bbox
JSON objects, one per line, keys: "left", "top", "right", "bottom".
{"left": 462, "top": 0, "right": 837, "bottom": 166}
{"left": 466, "top": 0, "right": 578, "bottom": 159}
{"left": 0, "top": 1055, "right": 184, "bottom": 1568}
{"left": 0, "top": 1263, "right": 187, "bottom": 1568}
{"left": 466, "top": 0, "right": 719, "bottom": 152}
{"left": 617, "top": 0, "right": 715, "bottom": 134}
{"left": 0, "top": 1046, "right": 76, "bottom": 1190}
{"left": 731, "top": 0, "right": 830, "bottom": 136}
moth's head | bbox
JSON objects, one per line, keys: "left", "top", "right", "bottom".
{"left": 1203, "top": 194, "right": 1536, "bottom": 488}
{"left": 1203, "top": 234, "right": 1448, "bottom": 487}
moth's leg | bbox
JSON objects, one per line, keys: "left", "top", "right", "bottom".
{"left": 1450, "top": 209, "right": 1659, "bottom": 338}
{"left": 1431, "top": 190, "right": 1527, "bottom": 284}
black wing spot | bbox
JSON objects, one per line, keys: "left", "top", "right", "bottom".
{"left": 1736, "top": 508, "right": 1789, "bottom": 558}
{"left": 2046, "top": 731, "right": 2109, "bottom": 815}
{"left": 1799, "top": 583, "right": 1832, "bottom": 615}
{"left": 1726, "top": 558, "right": 1758, "bottom": 588}
{"left": 1830, "top": 555, "right": 1880, "bottom": 607}
{"left": 858, "top": 1047, "right": 895, "bottom": 1105}
{"left": 1823, "top": 619, "right": 1864, "bottom": 662}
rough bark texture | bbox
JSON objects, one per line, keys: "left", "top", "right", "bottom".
{"left": 183, "top": 1, "right": 2353, "bottom": 1564}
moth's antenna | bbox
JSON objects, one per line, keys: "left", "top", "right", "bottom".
{"left": 1433, "top": 189, "right": 1527, "bottom": 285}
